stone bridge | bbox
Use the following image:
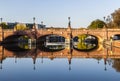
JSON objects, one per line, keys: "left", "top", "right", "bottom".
{"left": 0, "top": 27, "right": 120, "bottom": 43}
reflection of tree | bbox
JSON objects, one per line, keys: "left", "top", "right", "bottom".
{"left": 18, "top": 36, "right": 30, "bottom": 49}
{"left": 112, "top": 59, "right": 120, "bottom": 72}
{"left": 76, "top": 34, "right": 97, "bottom": 50}
{"left": 77, "top": 34, "right": 87, "bottom": 49}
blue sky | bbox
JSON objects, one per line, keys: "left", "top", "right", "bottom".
{"left": 0, "top": 0, "right": 120, "bottom": 28}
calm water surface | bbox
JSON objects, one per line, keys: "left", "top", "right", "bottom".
{"left": 0, "top": 45, "right": 120, "bottom": 81}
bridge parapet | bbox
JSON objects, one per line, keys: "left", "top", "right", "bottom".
{"left": 37, "top": 28, "right": 70, "bottom": 38}
{"left": 0, "top": 28, "right": 120, "bottom": 43}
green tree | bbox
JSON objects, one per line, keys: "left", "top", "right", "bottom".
{"left": 88, "top": 19, "right": 105, "bottom": 29}
{"left": 14, "top": 23, "right": 28, "bottom": 30}
{"left": 111, "top": 8, "right": 120, "bottom": 28}
{"left": 18, "top": 36, "right": 30, "bottom": 49}
{"left": 0, "top": 22, "right": 8, "bottom": 29}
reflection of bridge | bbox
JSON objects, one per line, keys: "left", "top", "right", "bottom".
{"left": 1, "top": 45, "right": 120, "bottom": 71}
{"left": 1, "top": 45, "right": 120, "bottom": 63}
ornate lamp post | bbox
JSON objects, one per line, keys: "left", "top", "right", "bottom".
{"left": 41, "top": 21, "right": 43, "bottom": 28}
{"left": 33, "top": 17, "right": 35, "bottom": 24}
{"left": 33, "top": 17, "right": 36, "bottom": 29}
{"left": 0, "top": 18, "right": 2, "bottom": 23}
{"left": 41, "top": 21, "right": 43, "bottom": 25}
{"left": 103, "top": 16, "right": 108, "bottom": 40}
{"left": 68, "top": 17, "right": 71, "bottom": 28}
{"left": 32, "top": 17, "right": 37, "bottom": 39}
{"left": 0, "top": 18, "right": 3, "bottom": 28}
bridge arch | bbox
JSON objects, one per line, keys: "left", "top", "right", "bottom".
{"left": 73, "top": 34, "right": 99, "bottom": 42}
{"left": 3, "top": 35, "right": 31, "bottom": 43}
{"left": 37, "top": 34, "right": 66, "bottom": 52}
{"left": 2, "top": 35, "right": 32, "bottom": 51}
{"left": 72, "top": 34, "right": 98, "bottom": 51}
{"left": 94, "top": 35, "right": 103, "bottom": 43}
{"left": 112, "top": 34, "right": 120, "bottom": 40}
{"left": 38, "top": 34, "right": 66, "bottom": 39}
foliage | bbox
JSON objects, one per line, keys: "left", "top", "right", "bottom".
{"left": 112, "top": 59, "right": 120, "bottom": 72}
{"left": 18, "top": 36, "right": 30, "bottom": 49}
{"left": 14, "top": 23, "right": 28, "bottom": 30}
{"left": 75, "top": 34, "right": 96, "bottom": 50}
{"left": 111, "top": 8, "right": 120, "bottom": 28}
{"left": 0, "top": 22, "right": 8, "bottom": 29}
{"left": 77, "top": 34, "right": 87, "bottom": 49}
{"left": 88, "top": 19, "right": 105, "bottom": 29}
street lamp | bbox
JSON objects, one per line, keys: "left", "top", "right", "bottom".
{"left": 41, "top": 21, "right": 43, "bottom": 28}
{"left": 33, "top": 17, "right": 35, "bottom": 24}
{"left": 41, "top": 21, "right": 43, "bottom": 25}
{"left": 0, "top": 18, "right": 2, "bottom": 23}
{"left": 68, "top": 17, "right": 71, "bottom": 27}
{"left": 103, "top": 16, "right": 109, "bottom": 40}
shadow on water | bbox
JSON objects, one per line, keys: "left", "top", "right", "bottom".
{"left": 73, "top": 45, "right": 98, "bottom": 52}
{"left": 0, "top": 35, "right": 30, "bottom": 51}
{"left": 37, "top": 45, "right": 65, "bottom": 52}
{"left": 1, "top": 35, "right": 23, "bottom": 44}
{"left": 2, "top": 43, "right": 30, "bottom": 52}
{"left": 1, "top": 42, "right": 64, "bottom": 53}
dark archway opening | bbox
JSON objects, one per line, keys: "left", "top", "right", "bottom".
{"left": 112, "top": 34, "right": 120, "bottom": 40}
{"left": 37, "top": 34, "right": 65, "bottom": 52}
{"left": 73, "top": 34, "right": 98, "bottom": 52}
{"left": 2, "top": 35, "right": 31, "bottom": 51}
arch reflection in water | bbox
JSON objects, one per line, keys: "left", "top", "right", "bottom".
{"left": 73, "top": 34, "right": 98, "bottom": 51}
{"left": 2, "top": 35, "right": 34, "bottom": 51}
{"left": 1, "top": 44, "right": 120, "bottom": 81}
{"left": 1, "top": 45, "right": 120, "bottom": 72}
{"left": 37, "top": 34, "right": 65, "bottom": 52}
{"left": 18, "top": 35, "right": 36, "bottom": 50}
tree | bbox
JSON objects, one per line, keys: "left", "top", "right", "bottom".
{"left": 111, "top": 8, "right": 120, "bottom": 28}
{"left": 103, "top": 16, "right": 114, "bottom": 28}
{"left": 14, "top": 23, "right": 28, "bottom": 30}
{"left": 88, "top": 19, "right": 105, "bottom": 29}
{"left": 0, "top": 22, "right": 8, "bottom": 29}
{"left": 112, "top": 59, "right": 120, "bottom": 72}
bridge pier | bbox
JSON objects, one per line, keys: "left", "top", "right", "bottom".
{"left": 0, "top": 46, "right": 4, "bottom": 66}
{"left": 0, "top": 28, "right": 3, "bottom": 43}
{"left": 65, "top": 39, "right": 70, "bottom": 49}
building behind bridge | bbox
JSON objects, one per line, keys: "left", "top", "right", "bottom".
{"left": 0, "top": 22, "right": 46, "bottom": 29}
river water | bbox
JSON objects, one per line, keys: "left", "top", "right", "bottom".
{"left": 0, "top": 43, "right": 120, "bottom": 81}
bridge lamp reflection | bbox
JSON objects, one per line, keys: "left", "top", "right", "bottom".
{"left": 0, "top": 60, "right": 2, "bottom": 69}
{"left": 104, "top": 64, "right": 107, "bottom": 71}
{"left": 0, "top": 64, "right": 2, "bottom": 69}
